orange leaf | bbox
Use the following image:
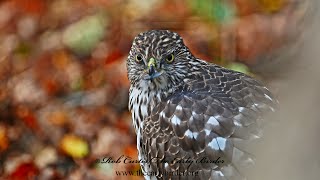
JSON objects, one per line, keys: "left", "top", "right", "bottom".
{"left": 0, "top": 125, "right": 9, "bottom": 152}
{"left": 16, "top": 106, "right": 40, "bottom": 131}
{"left": 105, "top": 49, "right": 123, "bottom": 65}
{"left": 13, "top": 0, "right": 46, "bottom": 15}
{"left": 124, "top": 146, "right": 138, "bottom": 158}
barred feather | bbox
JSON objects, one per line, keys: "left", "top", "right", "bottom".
{"left": 127, "top": 30, "right": 277, "bottom": 180}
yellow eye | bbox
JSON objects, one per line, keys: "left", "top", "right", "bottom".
{"left": 166, "top": 54, "right": 174, "bottom": 63}
{"left": 135, "top": 55, "right": 143, "bottom": 62}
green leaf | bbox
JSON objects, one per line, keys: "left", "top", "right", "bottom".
{"left": 226, "top": 62, "right": 251, "bottom": 75}
{"left": 63, "top": 12, "right": 108, "bottom": 55}
{"left": 188, "top": 0, "right": 236, "bottom": 23}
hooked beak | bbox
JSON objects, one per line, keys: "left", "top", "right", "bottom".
{"left": 144, "top": 58, "right": 162, "bottom": 80}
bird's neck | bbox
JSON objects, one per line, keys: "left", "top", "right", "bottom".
{"left": 129, "top": 81, "right": 172, "bottom": 112}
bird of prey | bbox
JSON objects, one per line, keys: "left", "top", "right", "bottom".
{"left": 127, "top": 30, "right": 277, "bottom": 180}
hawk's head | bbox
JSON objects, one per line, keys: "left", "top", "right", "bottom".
{"left": 127, "top": 30, "right": 194, "bottom": 90}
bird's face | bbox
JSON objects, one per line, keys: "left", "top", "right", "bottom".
{"left": 127, "top": 30, "right": 192, "bottom": 90}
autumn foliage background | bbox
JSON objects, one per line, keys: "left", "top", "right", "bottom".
{"left": 0, "top": 0, "right": 314, "bottom": 179}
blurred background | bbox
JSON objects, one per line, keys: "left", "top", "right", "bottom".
{"left": 0, "top": 0, "right": 319, "bottom": 179}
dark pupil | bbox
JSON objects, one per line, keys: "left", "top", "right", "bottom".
{"left": 167, "top": 54, "right": 173, "bottom": 61}
{"left": 136, "top": 55, "right": 142, "bottom": 61}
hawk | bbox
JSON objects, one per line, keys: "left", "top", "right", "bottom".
{"left": 127, "top": 30, "right": 277, "bottom": 180}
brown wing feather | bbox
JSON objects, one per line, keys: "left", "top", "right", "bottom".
{"left": 141, "top": 64, "right": 277, "bottom": 180}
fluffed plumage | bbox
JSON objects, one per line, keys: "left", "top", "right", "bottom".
{"left": 127, "top": 30, "right": 277, "bottom": 180}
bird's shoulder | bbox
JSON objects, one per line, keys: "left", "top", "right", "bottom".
{"left": 182, "top": 60, "right": 277, "bottom": 111}
{"left": 145, "top": 61, "right": 277, "bottom": 140}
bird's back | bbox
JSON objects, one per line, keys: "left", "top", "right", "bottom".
{"left": 140, "top": 60, "right": 277, "bottom": 180}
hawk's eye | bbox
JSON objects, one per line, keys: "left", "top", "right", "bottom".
{"left": 135, "top": 55, "right": 143, "bottom": 62}
{"left": 166, "top": 54, "right": 174, "bottom": 63}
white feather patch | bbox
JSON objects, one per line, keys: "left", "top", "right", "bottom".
{"left": 171, "top": 115, "right": 181, "bottom": 125}
{"left": 208, "top": 116, "right": 219, "bottom": 126}
{"left": 185, "top": 129, "right": 199, "bottom": 139}
{"left": 208, "top": 137, "right": 227, "bottom": 151}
